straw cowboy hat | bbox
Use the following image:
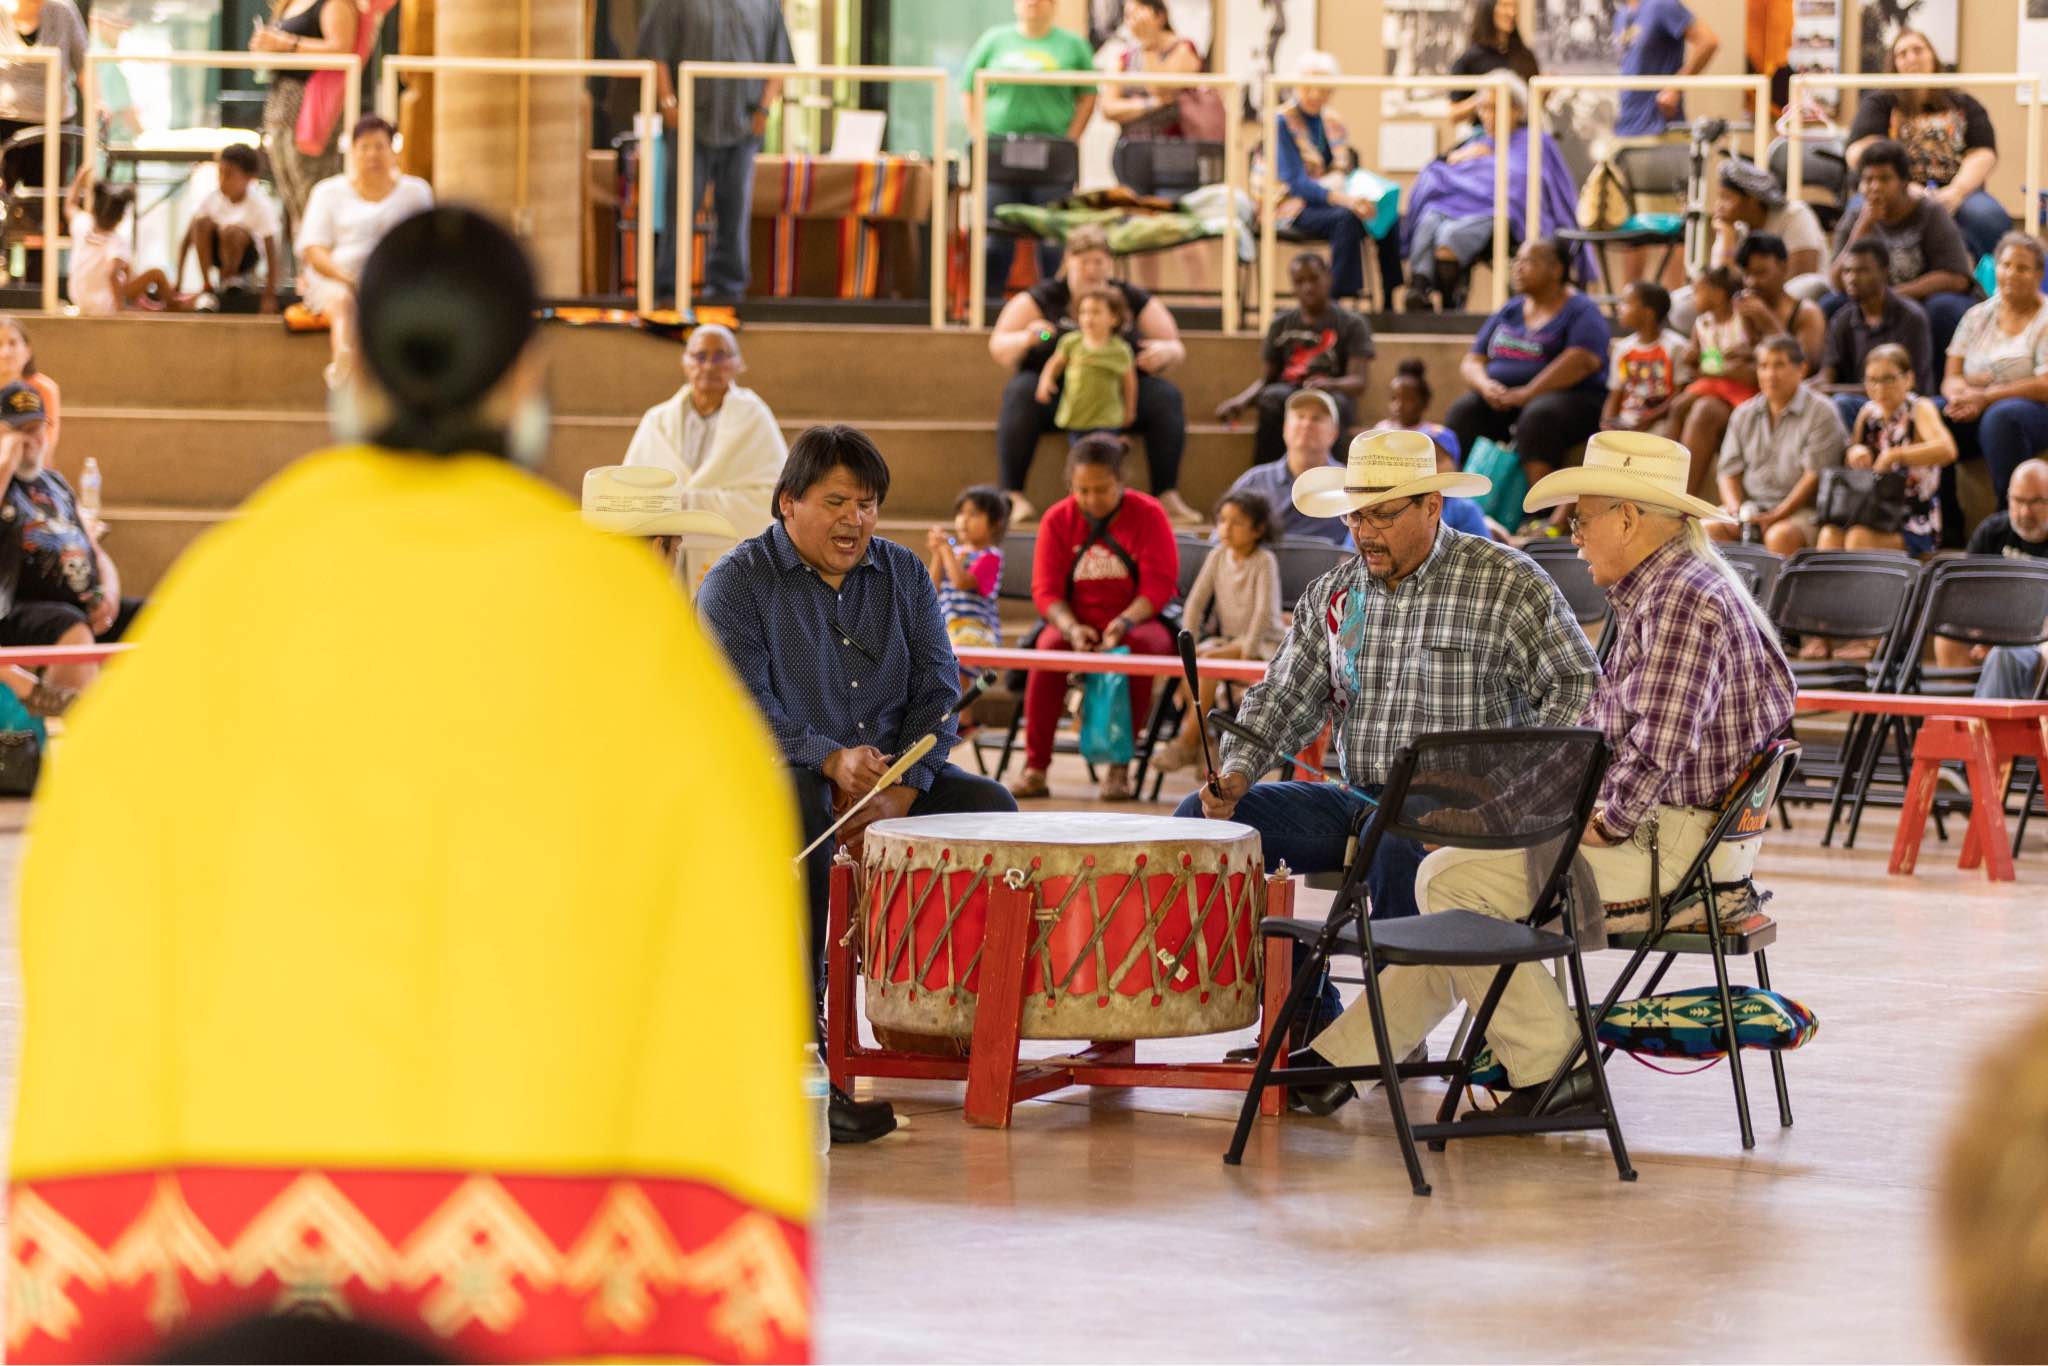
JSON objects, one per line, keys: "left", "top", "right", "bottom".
{"left": 1523, "top": 430, "right": 1732, "bottom": 522}
{"left": 581, "top": 465, "right": 741, "bottom": 544}
{"left": 1293, "top": 428, "right": 1491, "bottom": 520}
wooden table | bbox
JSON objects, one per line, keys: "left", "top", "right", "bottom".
{"left": 1797, "top": 690, "right": 2048, "bottom": 882}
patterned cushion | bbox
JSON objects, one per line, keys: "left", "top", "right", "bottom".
{"left": 1467, "top": 985, "right": 1818, "bottom": 1087}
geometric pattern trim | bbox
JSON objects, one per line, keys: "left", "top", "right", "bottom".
{"left": 7, "top": 1167, "right": 810, "bottom": 1364}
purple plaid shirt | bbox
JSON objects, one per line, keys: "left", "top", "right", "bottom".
{"left": 1588, "top": 534, "right": 1795, "bottom": 837}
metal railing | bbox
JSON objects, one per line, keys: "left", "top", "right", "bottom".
{"left": 1259, "top": 72, "right": 1514, "bottom": 324}
{"left": 1525, "top": 73, "right": 1769, "bottom": 274}
{"left": 381, "top": 55, "right": 660, "bottom": 315}
{"left": 0, "top": 48, "right": 63, "bottom": 314}
{"left": 970, "top": 66, "right": 1247, "bottom": 331}
{"left": 678, "top": 61, "right": 948, "bottom": 329}
{"left": 1784, "top": 73, "right": 2043, "bottom": 236}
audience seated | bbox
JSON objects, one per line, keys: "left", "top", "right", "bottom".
{"left": 1736, "top": 234, "right": 1826, "bottom": 375}
{"left": 965, "top": 0, "right": 1095, "bottom": 293}
{"left": 623, "top": 324, "right": 788, "bottom": 589}
{"left": 1221, "top": 388, "right": 1349, "bottom": 548}
{"left": 1444, "top": 0, "right": 1538, "bottom": 130}
{"left": 1154, "top": 489, "right": 1283, "bottom": 775}
{"left": 928, "top": 484, "right": 1009, "bottom": 652}
{"left": 1011, "top": 434, "right": 1178, "bottom": 803}
{"left": 1370, "top": 359, "right": 1490, "bottom": 538}
{"left": 1816, "top": 342, "right": 1955, "bottom": 557}
{"left": 1823, "top": 139, "right": 1977, "bottom": 359}
{"left": 1670, "top": 160, "right": 1826, "bottom": 333}
{"left": 1669, "top": 264, "right": 1761, "bottom": 494}
{"left": 1819, "top": 238, "right": 1935, "bottom": 435}
{"left": 1939, "top": 233, "right": 2048, "bottom": 508}
{"left": 1269, "top": 51, "right": 1393, "bottom": 307}
{"left": 0, "top": 318, "right": 59, "bottom": 464}
{"left": 1933, "top": 458, "right": 2048, "bottom": 694}
{"left": 986, "top": 224, "right": 1198, "bottom": 526}
{"left": 65, "top": 174, "right": 189, "bottom": 315}
{"left": 1846, "top": 27, "right": 2010, "bottom": 262}
{"left": 1097, "top": 0, "right": 1215, "bottom": 198}
{"left": 1602, "top": 281, "right": 1686, "bottom": 436}
{"left": 1446, "top": 238, "right": 1609, "bottom": 493}
{"left": 177, "top": 144, "right": 284, "bottom": 313}
{"left": 297, "top": 116, "right": 434, "bottom": 389}
{"left": 1215, "top": 253, "right": 1372, "bottom": 466}
{"left": 1709, "top": 335, "right": 1846, "bottom": 553}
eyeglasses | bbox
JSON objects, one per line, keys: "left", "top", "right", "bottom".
{"left": 1864, "top": 370, "right": 1904, "bottom": 383}
{"left": 685, "top": 351, "right": 738, "bottom": 366}
{"left": 1568, "top": 502, "right": 1628, "bottom": 537}
{"left": 1343, "top": 497, "right": 1418, "bottom": 529}
{"left": 2013, "top": 495, "right": 2048, "bottom": 510}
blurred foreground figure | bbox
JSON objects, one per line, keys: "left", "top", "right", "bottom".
{"left": 1941, "top": 1005, "right": 2048, "bottom": 1364}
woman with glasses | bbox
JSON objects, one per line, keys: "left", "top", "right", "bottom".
{"left": 624, "top": 323, "right": 788, "bottom": 589}
{"left": 1940, "top": 233, "right": 2048, "bottom": 511}
{"left": 1817, "top": 341, "right": 1955, "bottom": 557}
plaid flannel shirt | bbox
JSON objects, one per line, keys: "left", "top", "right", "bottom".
{"left": 1588, "top": 534, "right": 1796, "bottom": 837}
{"left": 1220, "top": 525, "right": 1601, "bottom": 789}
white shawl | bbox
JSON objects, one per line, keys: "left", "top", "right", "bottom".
{"left": 624, "top": 383, "right": 788, "bottom": 586}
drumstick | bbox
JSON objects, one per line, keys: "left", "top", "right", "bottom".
{"left": 793, "top": 733, "right": 939, "bottom": 863}
{"left": 956, "top": 669, "right": 999, "bottom": 715}
{"left": 1175, "top": 629, "right": 1223, "bottom": 798}
{"left": 1206, "top": 709, "right": 1379, "bottom": 807}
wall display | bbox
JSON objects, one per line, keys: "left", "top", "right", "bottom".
{"left": 1381, "top": 0, "right": 1466, "bottom": 118}
{"left": 1759, "top": 0, "right": 1843, "bottom": 119}
{"left": 1857, "top": 0, "right": 1957, "bottom": 71}
{"left": 2022, "top": 0, "right": 2048, "bottom": 105}
{"left": 1223, "top": 0, "right": 1316, "bottom": 120}
{"left": 1531, "top": 0, "right": 1622, "bottom": 183}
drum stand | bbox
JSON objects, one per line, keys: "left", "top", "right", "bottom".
{"left": 823, "top": 856, "right": 1299, "bottom": 1129}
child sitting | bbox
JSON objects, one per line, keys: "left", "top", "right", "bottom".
{"left": 65, "top": 169, "right": 190, "bottom": 315}
{"left": 1037, "top": 287, "right": 1137, "bottom": 442}
{"left": 1603, "top": 281, "right": 1686, "bottom": 432}
{"left": 1154, "top": 491, "right": 1284, "bottom": 775}
{"left": 1819, "top": 342, "right": 1955, "bottom": 558}
{"left": 177, "top": 143, "right": 285, "bottom": 313}
{"left": 1372, "top": 357, "right": 1492, "bottom": 539}
{"left": 1669, "top": 264, "right": 1760, "bottom": 494}
{"left": 928, "top": 483, "right": 1009, "bottom": 649}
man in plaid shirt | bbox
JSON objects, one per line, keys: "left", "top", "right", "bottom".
{"left": 1305, "top": 432, "right": 1794, "bottom": 1120}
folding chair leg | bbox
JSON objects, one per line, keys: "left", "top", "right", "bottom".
{"left": 1224, "top": 942, "right": 1330, "bottom": 1166}
{"left": 994, "top": 710, "right": 1023, "bottom": 781}
{"left": 1430, "top": 965, "right": 1515, "bottom": 1148}
{"left": 1709, "top": 930, "right": 1756, "bottom": 1149}
{"left": 1822, "top": 713, "right": 1875, "bottom": 846}
{"left": 1566, "top": 949, "right": 1636, "bottom": 1183}
{"left": 1362, "top": 961, "right": 1432, "bottom": 1196}
{"left": 2016, "top": 765, "right": 2042, "bottom": 857}
{"left": 1843, "top": 713, "right": 1897, "bottom": 850}
{"left": 1754, "top": 949, "right": 1792, "bottom": 1129}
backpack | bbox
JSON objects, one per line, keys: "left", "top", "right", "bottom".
{"left": 1577, "top": 157, "right": 1630, "bottom": 232}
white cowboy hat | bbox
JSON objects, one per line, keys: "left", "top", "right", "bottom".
{"left": 581, "top": 465, "right": 742, "bottom": 545}
{"left": 1292, "top": 428, "right": 1491, "bottom": 520}
{"left": 1523, "top": 430, "right": 1732, "bottom": 523}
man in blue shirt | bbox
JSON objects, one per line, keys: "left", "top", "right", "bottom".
{"left": 1613, "top": 0, "right": 1718, "bottom": 138}
{"left": 700, "top": 424, "right": 1016, "bottom": 1141}
{"left": 1223, "top": 389, "right": 1350, "bottom": 547}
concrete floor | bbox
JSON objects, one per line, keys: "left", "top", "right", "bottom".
{"left": 812, "top": 754, "right": 2043, "bottom": 1364}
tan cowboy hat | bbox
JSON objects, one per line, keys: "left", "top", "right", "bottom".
{"left": 1523, "top": 430, "right": 1732, "bottom": 523}
{"left": 581, "top": 465, "right": 742, "bottom": 545}
{"left": 1293, "top": 428, "right": 1491, "bottom": 520}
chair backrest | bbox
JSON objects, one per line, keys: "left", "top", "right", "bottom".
{"left": 987, "top": 134, "right": 1080, "bottom": 188}
{"left": 1176, "top": 533, "right": 1211, "bottom": 603}
{"left": 1897, "top": 557, "right": 2048, "bottom": 692}
{"left": 1647, "top": 739, "right": 1801, "bottom": 931}
{"left": 1272, "top": 540, "right": 1348, "bottom": 611}
{"left": 1519, "top": 541, "right": 1610, "bottom": 628}
{"left": 1766, "top": 135, "right": 1850, "bottom": 206}
{"left": 998, "top": 530, "right": 1036, "bottom": 602}
{"left": 1715, "top": 541, "right": 1783, "bottom": 605}
{"left": 1614, "top": 142, "right": 1692, "bottom": 202}
{"left": 1769, "top": 558, "right": 1918, "bottom": 642}
{"left": 1, "top": 126, "right": 87, "bottom": 194}
{"left": 1111, "top": 139, "right": 1226, "bottom": 195}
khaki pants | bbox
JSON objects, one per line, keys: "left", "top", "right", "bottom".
{"left": 1311, "top": 806, "right": 1760, "bottom": 1088}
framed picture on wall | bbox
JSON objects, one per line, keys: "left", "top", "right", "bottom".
{"left": 1222, "top": 0, "right": 1316, "bottom": 119}
{"left": 1381, "top": 0, "right": 1466, "bottom": 117}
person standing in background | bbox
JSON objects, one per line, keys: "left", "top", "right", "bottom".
{"left": 248, "top": 0, "right": 358, "bottom": 237}
{"left": 1613, "top": 0, "right": 1718, "bottom": 137}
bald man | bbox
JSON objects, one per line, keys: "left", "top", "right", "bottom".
{"left": 1937, "top": 458, "right": 2048, "bottom": 697}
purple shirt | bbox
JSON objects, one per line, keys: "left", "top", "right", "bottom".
{"left": 1587, "top": 533, "right": 1794, "bottom": 836}
{"left": 1614, "top": 0, "right": 1694, "bottom": 136}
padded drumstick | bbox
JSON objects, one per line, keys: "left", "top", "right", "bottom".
{"left": 956, "top": 669, "right": 999, "bottom": 715}
{"left": 793, "top": 733, "right": 939, "bottom": 863}
{"left": 1206, "top": 709, "right": 1378, "bottom": 806}
{"left": 1176, "top": 629, "right": 1223, "bottom": 797}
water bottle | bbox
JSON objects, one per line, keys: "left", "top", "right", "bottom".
{"left": 78, "top": 457, "right": 101, "bottom": 525}
{"left": 802, "top": 1044, "right": 831, "bottom": 1159}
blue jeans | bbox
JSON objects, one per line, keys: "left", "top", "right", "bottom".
{"left": 1171, "top": 780, "right": 1424, "bottom": 921}
{"left": 1285, "top": 202, "right": 1370, "bottom": 301}
{"left": 1843, "top": 189, "right": 2012, "bottom": 263}
{"left": 986, "top": 178, "right": 1074, "bottom": 297}
{"left": 657, "top": 136, "right": 758, "bottom": 302}
{"left": 1938, "top": 395, "right": 2048, "bottom": 506}
{"left": 1977, "top": 645, "right": 2044, "bottom": 700}
{"left": 1831, "top": 391, "right": 1867, "bottom": 437}
{"left": 1405, "top": 207, "right": 1498, "bottom": 279}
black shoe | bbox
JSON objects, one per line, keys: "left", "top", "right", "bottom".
{"left": 1283, "top": 1048, "right": 1356, "bottom": 1116}
{"left": 1471, "top": 1063, "right": 1601, "bottom": 1120}
{"left": 829, "top": 1085, "right": 898, "bottom": 1144}
{"left": 1402, "top": 281, "right": 1436, "bottom": 313}
{"left": 1227, "top": 977, "right": 1347, "bottom": 1063}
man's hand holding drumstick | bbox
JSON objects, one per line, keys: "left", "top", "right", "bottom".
{"left": 802, "top": 734, "right": 939, "bottom": 862}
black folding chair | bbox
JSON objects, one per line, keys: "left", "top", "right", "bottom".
{"left": 1594, "top": 740, "right": 1801, "bottom": 1150}
{"left": 1558, "top": 142, "right": 1688, "bottom": 305}
{"left": 1225, "top": 727, "right": 1632, "bottom": 1196}
{"left": 1767, "top": 134, "right": 1851, "bottom": 231}
{"left": 1716, "top": 541, "right": 1783, "bottom": 605}
{"left": 973, "top": 530, "right": 1039, "bottom": 779}
{"left": 1519, "top": 541, "right": 1611, "bottom": 648}
{"left": 1272, "top": 539, "right": 1349, "bottom": 612}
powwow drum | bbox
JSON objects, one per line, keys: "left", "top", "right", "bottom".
{"left": 856, "top": 812, "right": 1266, "bottom": 1040}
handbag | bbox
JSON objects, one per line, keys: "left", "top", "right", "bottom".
{"left": 0, "top": 684, "right": 46, "bottom": 797}
{"left": 1464, "top": 436, "right": 1529, "bottom": 530}
{"left": 1078, "top": 647, "right": 1134, "bottom": 766}
{"left": 1816, "top": 466, "right": 1907, "bottom": 533}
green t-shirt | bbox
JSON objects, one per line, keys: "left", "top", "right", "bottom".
{"left": 963, "top": 24, "right": 1097, "bottom": 138}
{"left": 1053, "top": 331, "right": 1134, "bottom": 432}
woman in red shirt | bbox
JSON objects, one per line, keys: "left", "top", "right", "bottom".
{"left": 1014, "top": 434, "right": 1180, "bottom": 800}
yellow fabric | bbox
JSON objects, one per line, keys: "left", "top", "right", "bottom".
{"left": 9, "top": 446, "right": 814, "bottom": 1225}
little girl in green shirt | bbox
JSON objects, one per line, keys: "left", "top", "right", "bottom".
{"left": 1037, "top": 287, "right": 1137, "bottom": 441}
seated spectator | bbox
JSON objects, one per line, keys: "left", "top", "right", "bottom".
{"left": 1039, "top": 287, "right": 1137, "bottom": 442}
{"left": 1097, "top": 0, "right": 1210, "bottom": 198}
{"left": 1824, "top": 138, "right": 1978, "bottom": 358}
{"left": 1710, "top": 335, "right": 1847, "bottom": 553}
{"left": 1940, "top": 233, "right": 2048, "bottom": 509}
{"left": 1670, "top": 264, "right": 1762, "bottom": 494}
{"left": 0, "top": 383, "right": 142, "bottom": 713}
{"left": 1154, "top": 489, "right": 1283, "bottom": 775}
{"left": 1846, "top": 27, "right": 2009, "bottom": 261}
{"left": 64, "top": 172, "right": 189, "bottom": 314}
{"left": 1012, "top": 434, "right": 1178, "bottom": 802}
{"left": 1371, "top": 358, "right": 1490, "bottom": 539}
{"left": 1445, "top": 0, "right": 1539, "bottom": 129}
{"left": 1401, "top": 76, "right": 1576, "bottom": 313}
{"left": 1670, "top": 159, "right": 1826, "bottom": 332}
{"left": 1735, "top": 233, "right": 1826, "bottom": 374}
{"left": 965, "top": 0, "right": 1095, "bottom": 294}
{"left": 1269, "top": 51, "right": 1392, "bottom": 307}
{"left": 1935, "top": 458, "right": 2048, "bottom": 695}
{"left": 1446, "top": 238, "right": 1609, "bottom": 490}
{"left": 928, "top": 484, "right": 1009, "bottom": 651}
{"left": 1602, "top": 281, "right": 1685, "bottom": 434}
{"left": 624, "top": 324, "right": 788, "bottom": 589}
{"left": 1222, "top": 388, "right": 1349, "bottom": 548}
{"left": 1819, "top": 238, "right": 1935, "bottom": 435}
{"left": 1215, "top": 253, "right": 1373, "bottom": 466}
{"left": 0, "top": 317, "right": 59, "bottom": 462}
{"left": 1817, "top": 343, "right": 1955, "bottom": 557}
{"left": 177, "top": 143, "right": 284, "bottom": 313}
{"left": 298, "top": 116, "right": 434, "bottom": 389}
{"left": 986, "top": 224, "right": 1197, "bottom": 526}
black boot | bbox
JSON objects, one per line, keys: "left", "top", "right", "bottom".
{"left": 829, "top": 1085, "right": 898, "bottom": 1144}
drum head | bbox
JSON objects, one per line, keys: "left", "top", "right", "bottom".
{"left": 864, "top": 811, "right": 1257, "bottom": 846}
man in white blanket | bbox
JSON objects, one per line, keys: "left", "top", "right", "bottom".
{"left": 624, "top": 324, "right": 789, "bottom": 587}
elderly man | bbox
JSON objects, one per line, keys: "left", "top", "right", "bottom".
{"left": 699, "top": 424, "right": 1016, "bottom": 1143}
{"left": 1220, "top": 388, "right": 1349, "bottom": 548}
{"left": 1936, "top": 458, "right": 2048, "bottom": 697}
{"left": 624, "top": 323, "right": 787, "bottom": 587}
{"left": 1711, "top": 335, "right": 1846, "bottom": 553}
{"left": 1292, "top": 431, "right": 1795, "bottom": 1118}
{"left": 1175, "top": 430, "right": 1600, "bottom": 1090}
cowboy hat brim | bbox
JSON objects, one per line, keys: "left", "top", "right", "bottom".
{"left": 1523, "top": 466, "right": 1733, "bottom": 522}
{"left": 586, "top": 508, "right": 743, "bottom": 545}
{"left": 1292, "top": 466, "right": 1492, "bottom": 520}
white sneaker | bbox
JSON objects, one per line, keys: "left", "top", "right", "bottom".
{"left": 193, "top": 291, "right": 220, "bottom": 313}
